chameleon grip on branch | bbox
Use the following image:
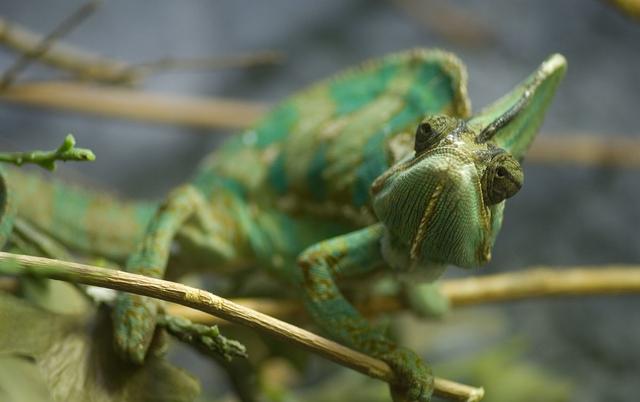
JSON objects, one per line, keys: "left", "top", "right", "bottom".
{"left": 1, "top": 49, "right": 566, "bottom": 401}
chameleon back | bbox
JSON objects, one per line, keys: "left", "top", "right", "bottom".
{"left": 193, "top": 49, "right": 471, "bottom": 225}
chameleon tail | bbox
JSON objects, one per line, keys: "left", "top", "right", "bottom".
{"left": 6, "top": 167, "right": 157, "bottom": 261}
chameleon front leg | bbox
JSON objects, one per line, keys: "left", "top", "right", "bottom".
{"left": 112, "top": 184, "right": 229, "bottom": 363}
{"left": 296, "top": 223, "right": 434, "bottom": 402}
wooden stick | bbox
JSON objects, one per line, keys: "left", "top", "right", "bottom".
{"left": 0, "top": 251, "right": 483, "bottom": 402}
{"left": 0, "top": 81, "right": 268, "bottom": 130}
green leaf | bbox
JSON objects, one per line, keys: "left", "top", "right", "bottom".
{"left": 0, "top": 293, "right": 200, "bottom": 402}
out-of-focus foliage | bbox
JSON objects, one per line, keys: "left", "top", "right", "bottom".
{"left": 0, "top": 292, "right": 201, "bottom": 402}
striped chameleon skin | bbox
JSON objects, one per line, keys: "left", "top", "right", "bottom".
{"left": 4, "top": 167, "right": 156, "bottom": 262}
{"left": 0, "top": 49, "right": 566, "bottom": 401}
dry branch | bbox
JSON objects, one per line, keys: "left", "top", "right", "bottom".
{"left": 0, "top": 1, "right": 101, "bottom": 89}
{"left": 0, "top": 81, "right": 268, "bottom": 130}
{"left": 0, "top": 251, "right": 483, "bottom": 402}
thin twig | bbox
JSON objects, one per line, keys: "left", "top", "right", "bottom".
{"left": 0, "top": 251, "right": 483, "bottom": 402}
{"left": 0, "top": 134, "right": 94, "bottom": 170}
{"left": 0, "top": 81, "right": 268, "bottom": 130}
{"left": 0, "top": 1, "right": 101, "bottom": 89}
{"left": 0, "top": 17, "right": 283, "bottom": 85}
{"left": 129, "top": 51, "right": 285, "bottom": 76}
{"left": 0, "top": 15, "right": 132, "bottom": 84}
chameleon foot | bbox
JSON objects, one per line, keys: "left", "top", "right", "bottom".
{"left": 384, "top": 346, "right": 434, "bottom": 402}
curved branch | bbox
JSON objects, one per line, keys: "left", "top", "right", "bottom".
{"left": 0, "top": 251, "right": 483, "bottom": 402}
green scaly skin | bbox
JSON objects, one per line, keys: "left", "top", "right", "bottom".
{"left": 0, "top": 49, "right": 566, "bottom": 401}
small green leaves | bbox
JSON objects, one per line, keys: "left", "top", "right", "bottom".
{"left": 0, "top": 134, "right": 95, "bottom": 171}
{"left": 158, "top": 314, "right": 248, "bottom": 362}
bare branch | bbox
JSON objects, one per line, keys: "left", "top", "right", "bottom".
{"left": 0, "top": 13, "right": 282, "bottom": 85}
{"left": 0, "top": 81, "right": 268, "bottom": 130}
{"left": 0, "top": 1, "right": 101, "bottom": 89}
{"left": 0, "top": 251, "right": 483, "bottom": 402}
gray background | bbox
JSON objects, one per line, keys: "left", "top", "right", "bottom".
{"left": 1, "top": 1, "right": 639, "bottom": 401}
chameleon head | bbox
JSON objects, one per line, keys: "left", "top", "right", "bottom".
{"left": 370, "top": 114, "right": 523, "bottom": 270}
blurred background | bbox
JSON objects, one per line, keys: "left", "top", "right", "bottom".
{"left": 0, "top": 1, "right": 639, "bottom": 401}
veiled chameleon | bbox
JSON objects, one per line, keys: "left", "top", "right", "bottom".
{"left": 0, "top": 49, "right": 566, "bottom": 401}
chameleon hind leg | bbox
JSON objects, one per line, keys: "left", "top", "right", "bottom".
{"left": 296, "top": 224, "right": 434, "bottom": 402}
{"left": 112, "top": 184, "right": 235, "bottom": 363}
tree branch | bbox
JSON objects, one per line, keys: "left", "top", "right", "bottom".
{"left": 0, "top": 251, "right": 483, "bottom": 402}
{"left": 0, "top": 81, "right": 268, "bottom": 130}
{"left": 0, "top": 1, "right": 101, "bottom": 89}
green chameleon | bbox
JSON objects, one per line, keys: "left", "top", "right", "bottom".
{"left": 0, "top": 49, "right": 566, "bottom": 401}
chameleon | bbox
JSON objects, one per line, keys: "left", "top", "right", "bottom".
{"left": 0, "top": 49, "right": 566, "bottom": 401}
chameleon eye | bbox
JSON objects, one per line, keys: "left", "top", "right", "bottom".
{"left": 481, "top": 152, "right": 524, "bottom": 205}
{"left": 414, "top": 122, "right": 442, "bottom": 155}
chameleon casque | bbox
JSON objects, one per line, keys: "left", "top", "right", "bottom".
{"left": 0, "top": 49, "right": 566, "bottom": 401}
